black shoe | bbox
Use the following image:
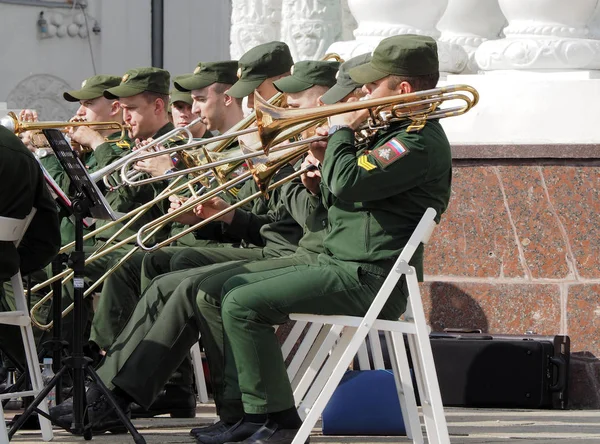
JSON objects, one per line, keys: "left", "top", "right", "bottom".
{"left": 130, "top": 384, "right": 196, "bottom": 418}
{"left": 191, "top": 420, "right": 235, "bottom": 437}
{"left": 232, "top": 419, "right": 305, "bottom": 444}
{"left": 196, "top": 418, "right": 262, "bottom": 444}
{"left": 53, "top": 384, "right": 131, "bottom": 435}
{"left": 49, "top": 382, "right": 103, "bottom": 419}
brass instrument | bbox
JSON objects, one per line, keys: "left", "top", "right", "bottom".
{"left": 91, "top": 117, "right": 200, "bottom": 191}
{"left": 119, "top": 93, "right": 287, "bottom": 187}
{"left": 255, "top": 84, "right": 480, "bottom": 151}
{"left": 28, "top": 171, "right": 213, "bottom": 330}
{"left": 135, "top": 144, "right": 312, "bottom": 252}
{"left": 0, "top": 111, "right": 130, "bottom": 149}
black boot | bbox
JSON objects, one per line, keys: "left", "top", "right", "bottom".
{"left": 130, "top": 384, "right": 196, "bottom": 418}
{"left": 51, "top": 383, "right": 131, "bottom": 435}
{"left": 235, "top": 419, "right": 305, "bottom": 444}
{"left": 196, "top": 418, "right": 263, "bottom": 444}
{"left": 190, "top": 419, "right": 236, "bottom": 437}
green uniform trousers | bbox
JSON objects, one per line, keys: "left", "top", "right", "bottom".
{"left": 220, "top": 254, "right": 407, "bottom": 414}
{"left": 95, "top": 252, "right": 321, "bottom": 422}
{"left": 89, "top": 246, "right": 263, "bottom": 350}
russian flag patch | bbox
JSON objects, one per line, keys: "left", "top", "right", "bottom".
{"left": 372, "top": 138, "right": 409, "bottom": 166}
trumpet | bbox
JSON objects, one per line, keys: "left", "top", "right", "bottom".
{"left": 0, "top": 111, "right": 130, "bottom": 149}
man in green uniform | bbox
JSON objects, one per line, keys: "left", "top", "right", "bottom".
{"left": 210, "top": 34, "right": 451, "bottom": 444}
{"left": 226, "top": 41, "right": 293, "bottom": 109}
{"left": 49, "top": 59, "right": 341, "bottom": 435}
{"left": 0, "top": 126, "right": 61, "bottom": 370}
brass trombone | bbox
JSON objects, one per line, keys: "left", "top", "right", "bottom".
{"left": 255, "top": 84, "right": 480, "bottom": 151}
{"left": 118, "top": 93, "right": 287, "bottom": 187}
{"left": 28, "top": 170, "right": 214, "bottom": 330}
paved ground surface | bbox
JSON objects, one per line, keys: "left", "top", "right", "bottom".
{"left": 5, "top": 404, "right": 600, "bottom": 443}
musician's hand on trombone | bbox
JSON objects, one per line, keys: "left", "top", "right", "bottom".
{"left": 168, "top": 195, "right": 201, "bottom": 225}
{"left": 194, "top": 197, "right": 235, "bottom": 225}
{"left": 309, "top": 126, "right": 329, "bottom": 163}
{"left": 133, "top": 138, "right": 174, "bottom": 177}
{"left": 301, "top": 152, "right": 321, "bottom": 195}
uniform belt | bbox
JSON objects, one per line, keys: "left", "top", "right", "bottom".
{"left": 358, "top": 260, "right": 396, "bottom": 277}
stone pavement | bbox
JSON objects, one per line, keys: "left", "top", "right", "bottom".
{"left": 6, "top": 404, "right": 600, "bottom": 444}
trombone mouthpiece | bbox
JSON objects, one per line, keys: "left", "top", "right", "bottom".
{"left": 0, "top": 114, "right": 16, "bottom": 132}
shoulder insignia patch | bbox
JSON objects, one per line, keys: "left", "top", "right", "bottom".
{"left": 228, "top": 187, "right": 240, "bottom": 197}
{"left": 357, "top": 154, "right": 376, "bottom": 171}
{"left": 115, "top": 141, "right": 130, "bottom": 149}
{"left": 372, "top": 138, "right": 409, "bottom": 166}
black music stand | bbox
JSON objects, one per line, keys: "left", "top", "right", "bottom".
{"left": 8, "top": 130, "right": 146, "bottom": 444}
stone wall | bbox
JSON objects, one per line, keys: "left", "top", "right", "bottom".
{"left": 422, "top": 154, "right": 600, "bottom": 408}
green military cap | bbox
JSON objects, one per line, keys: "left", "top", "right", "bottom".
{"left": 174, "top": 61, "right": 238, "bottom": 92}
{"left": 320, "top": 53, "right": 372, "bottom": 105}
{"left": 170, "top": 76, "right": 194, "bottom": 105}
{"left": 170, "top": 90, "right": 193, "bottom": 106}
{"left": 63, "top": 75, "right": 122, "bottom": 102}
{"left": 273, "top": 60, "right": 340, "bottom": 94}
{"left": 104, "top": 67, "right": 171, "bottom": 99}
{"left": 349, "top": 35, "right": 439, "bottom": 84}
{"left": 227, "top": 41, "right": 294, "bottom": 99}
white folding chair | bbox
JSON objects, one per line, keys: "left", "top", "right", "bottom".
{"left": 191, "top": 342, "right": 209, "bottom": 403}
{"left": 289, "top": 207, "right": 450, "bottom": 444}
{"left": 0, "top": 210, "right": 53, "bottom": 443}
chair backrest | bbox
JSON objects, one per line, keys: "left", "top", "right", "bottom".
{"left": 398, "top": 207, "right": 437, "bottom": 264}
{"left": 0, "top": 209, "right": 37, "bottom": 247}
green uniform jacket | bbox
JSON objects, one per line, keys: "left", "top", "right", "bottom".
{"left": 96, "top": 123, "right": 177, "bottom": 243}
{"left": 0, "top": 127, "right": 60, "bottom": 279}
{"left": 224, "top": 164, "right": 303, "bottom": 257}
{"left": 321, "top": 120, "right": 452, "bottom": 278}
{"left": 280, "top": 176, "right": 328, "bottom": 256}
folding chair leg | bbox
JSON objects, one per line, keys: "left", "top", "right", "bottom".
{"left": 293, "top": 324, "right": 342, "bottom": 404}
{"left": 386, "top": 331, "right": 423, "bottom": 443}
{"left": 356, "top": 342, "right": 371, "bottom": 370}
{"left": 191, "top": 342, "right": 209, "bottom": 404}
{"left": 289, "top": 324, "right": 326, "bottom": 391}
{"left": 287, "top": 323, "right": 322, "bottom": 383}
{"left": 405, "top": 275, "right": 449, "bottom": 444}
{"left": 0, "top": 401, "right": 8, "bottom": 444}
{"left": 281, "top": 321, "right": 307, "bottom": 361}
{"left": 368, "top": 330, "right": 385, "bottom": 369}
{"left": 14, "top": 273, "right": 53, "bottom": 442}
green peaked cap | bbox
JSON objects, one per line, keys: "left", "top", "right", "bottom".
{"left": 174, "top": 61, "right": 239, "bottom": 92}
{"left": 349, "top": 34, "right": 439, "bottom": 84}
{"left": 227, "top": 41, "right": 294, "bottom": 98}
{"left": 320, "top": 53, "right": 372, "bottom": 105}
{"left": 64, "top": 75, "right": 121, "bottom": 102}
{"left": 104, "top": 67, "right": 171, "bottom": 99}
{"left": 273, "top": 60, "right": 340, "bottom": 94}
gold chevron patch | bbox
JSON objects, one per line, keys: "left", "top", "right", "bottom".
{"left": 357, "top": 155, "right": 376, "bottom": 171}
{"left": 116, "top": 141, "right": 131, "bottom": 149}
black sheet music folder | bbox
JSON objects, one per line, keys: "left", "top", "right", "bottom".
{"left": 42, "top": 129, "right": 117, "bottom": 221}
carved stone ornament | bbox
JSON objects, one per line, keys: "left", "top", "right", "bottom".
{"left": 7, "top": 74, "right": 78, "bottom": 122}
{"left": 475, "top": 0, "right": 600, "bottom": 70}
{"left": 438, "top": 0, "right": 507, "bottom": 72}
{"left": 281, "top": 0, "right": 342, "bottom": 61}
{"left": 230, "top": 0, "right": 282, "bottom": 59}
{"left": 327, "top": 0, "right": 468, "bottom": 73}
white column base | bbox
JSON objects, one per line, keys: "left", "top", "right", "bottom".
{"left": 440, "top": 72, "right": 600, "bottom": 145}
{"left": 476, "top": 37, "right": 600, "bottom": 71}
